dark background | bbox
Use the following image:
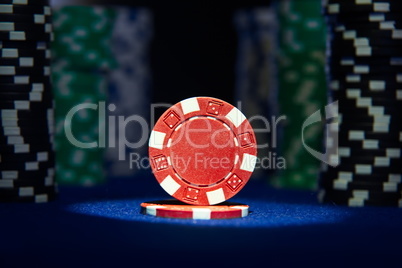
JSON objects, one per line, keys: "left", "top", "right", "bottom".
{"left": 95, "top": 0, "right": 272, "bottom": 105}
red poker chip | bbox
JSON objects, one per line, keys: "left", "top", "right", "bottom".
{"left": 149, "top": 97, "right": 257, "bottom": 205}
{"left": 140, "top": 200, "right": 249, "bottom": 219}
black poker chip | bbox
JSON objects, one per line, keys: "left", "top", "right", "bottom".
{"left": 336, "top": 105, "right": 402, "bottom": 116}
{"left": 336, "top": 141, "right": 402, "bottom": 151}
{"left": 338, "top": 116, "right": 401, "bottom": 127}
{"left": 0, "top": 178, "right": 56, "bottom": 190}
{"left": 0, "top": 4, "right": 51, "bottom": 15}
{"left": 320, "top": 188, "right": 402, "bottom": 202}
{"left": 320, "top": 180, "right": 402, "bottom": 193}
{"left": 337, "top": 115, "right": 401, "bottom": 125}
{"left": 0, "top": 164, "right": 53, "bottom": 177}
{"left": 0, "top": 148, "right": 53, "bottom": 158}
{"left": 324, "top": 1, "right": 402, "bottom": 14}
{"left": 0, "top": 57, "right": 50, "bottom": 67}
{"left": 1, "top": 106, "right": 53, "bottom": 117}
{"left": 0, "top": 177, "right": 56, "bottom": 189}
{"left": 0, "top": 82, "right": 51, "bottom": 92}
{"left": 320, "top": 185, "right": 402, "bottom": 200}
{"left": 323, "top": 163, "right": 401, "bottom": 175}
{"left": 336, "top": 146, "right": 401, "bottom": 156}
{"left": 0, "top": 186, "right": 57, "bottom": 200}
{"left": 338, "top": 124, "right": 401, "bottom": 133}
{"left": 336, "top": 157, "right": 401, "bottom": 168}
{"left": 0, "top": 126, "right": 54, "bottom": 137}
{"left": 329, "top": 56, "right": 402, "bottom": 66}
{"left": 0, "top": 0, "right": 49, "bottom": 6}
{"left": 337, "top": 97, "right": 402, "bottom": 106}
{"left": 0, "top": 151, "right": 54, "bottom": 165}
{"left": 0, "top": 133, "right": 54, "bottom": 146}
{"left": 0, "top": 13, "right": 51, "bottom": 25}
{"left": 0, "top": 190, "right": 57, "bottom": 203}
{"left": 0, "top": 100, "right": 50, "bottom": 110}
{"left": 0, "top": 115, "right": 53, "bottom": 124}
{"left": 0, "top": 30, "right": 53, "bottom": 42}
{"left": 319, "top": 192, "right": 402, "bottom": 207}
{"left": 0, "top": 66, "right": 50, "bottom": 76}
{"left": 0, "top": 75, "right": 51, "bottom": 84}
{"left": 0, "top": 157, "right": 54, "bottom": 171}
{"left": 0, "top": 22, "right": 51, "bottom": 33}
{"left": 335, "top": 131, "right": 401, "bottom": 143}
{"left": 329, "top": 62, "right": 402, "bottom": 74}
{"left": 320, "top": 171, "right": 401, "bottom": 184}
{"left": 330, "top": 20, "right": 402, "bottom": 31}
{"left": 336, "top": 100, "right": 402, "bottom": 111}
{"left": 336, "top": 138, "right": 401, "bottom": 150}
{"left": 0, "top": 48, "right": 50, "bottom": 58}
{"left": 336, "top": 139, "right": 402, "bottom": 150}
{"left": 329, "top": 73, "right": 402, "bottom": 83}
{"left": 320, "top": 168, "right": 401, "bottom": 181}
{"left": 330, "top": 29, "right": 402, "bottom": 41}
{"left": 328, "top": 12, "right": 402, "bottom": 23}
{"left": 331, "top": 86, "right": 401, "bottom": 97}
{"left": 0, "top": 152, "right": 54, "bottom": 166}
{"left": 0, "top": 90, "right": 52, "bottom": 100}
{"left": 339, "top": 117, "right": 402, "bottom": 130}
{"left": 330, "top": 45, "right": 402, "bottom": 57}
{"left": 329, "top": 81, "right": 402, "bottom": 93}
{"left": 0, "top": 40, "right": 49, "bottom": 50}
{"left": 0, "top": 110, "right": 53, "bottom": 119}
{"left": 0, "top": 119, "right": 53, "bottom": 130}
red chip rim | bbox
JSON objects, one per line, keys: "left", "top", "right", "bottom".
{"left": 149, "top": 96, "right": 257, "bottom": 205}
{"left": 141, "top": 201, "right": 249, "bottom": 219}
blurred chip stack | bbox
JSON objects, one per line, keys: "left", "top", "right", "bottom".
{"left": 272, "top": 0, "right": 327, "bottom": 189}
{"left": 0, "top": 0, "right": 57, "bottom": 202}
{"left": 319, "top": 0, "right": 402, "bottom": 207}
{"left": 106, "top": 7, "right": 153, "bottom": 178}
{"left": 234, "top": 8, "right": 278, "bottom": 177}
{"left": 52, "top": 6, "right": 116, "bottom": 185}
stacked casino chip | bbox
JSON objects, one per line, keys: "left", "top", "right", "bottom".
{"left": 273, "top": 0, "right": 327, "bottom": 189}
{"left": 0, "top": 0, "right": 57, "bottom": 203}
{"left": 319, "top": 0, "right": 402, "bottom": 207}
{"left": 52, "top": 6, "right": 116, "bottom": 185}
{"left": 106, "top": 7, "right": 153, "bottom": 178}
{"left": 233, "top": 8, "right": 278, "bottom": 177}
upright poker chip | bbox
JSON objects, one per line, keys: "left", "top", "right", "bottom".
{"left": 149, "top": 97, "right": 257, "bottom": 205}
{"left": 140, "top": 200, "right": 249, "bottom": 219}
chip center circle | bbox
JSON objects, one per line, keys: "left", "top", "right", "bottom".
{"left": 169, "top": 116, "right": 237, "bottom": 186}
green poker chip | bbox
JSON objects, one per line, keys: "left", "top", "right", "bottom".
{"left": 51, "top": 7, "right": 115, "bottom": 185}
{"left": 52, "top": 6, "right": 117, "bottom": 70}
{"left": 274, "top": 0, "right": 327, "bottom": 190}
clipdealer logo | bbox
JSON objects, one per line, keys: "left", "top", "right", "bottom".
{"left": 301, "top": 101, "right": 339, "bottom": 167}
{"left": 63, "top": 101, "right": 339, "bottom": 170}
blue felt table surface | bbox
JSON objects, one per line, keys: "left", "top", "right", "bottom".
{"left": 1, "top": 172, "right": 401, "bottom": 267}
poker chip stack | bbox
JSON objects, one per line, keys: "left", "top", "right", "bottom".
{"left": 106, "top": 7, "right": 153, "bottom": 178}
{"left": 272, "top": 0, "right": 327, "bottom": 189}
{"left": 51, "top": 6, "right": 116, "bottom": 185}
{"left": 233, "top": 8, "right": 278, "bottom": 177}
{"left": 319, "top": 0, "right": 402, "bottom": 207}
{"left": 0, "top": 0, "right": 57, "bottom": 203}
